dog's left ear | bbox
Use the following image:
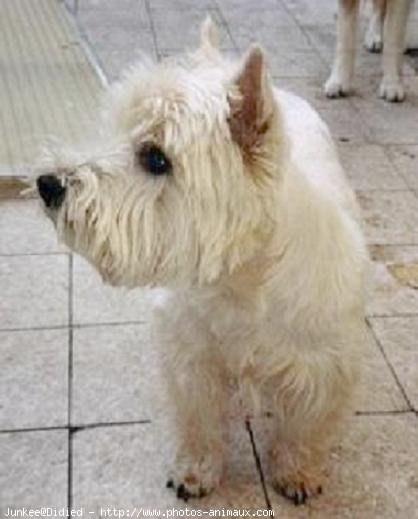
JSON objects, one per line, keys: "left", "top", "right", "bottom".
{"left": 228, "top": 45, "right": 275, "bottom": 154}
{"left": 199, "top": 16, "right": 220, "bottom": 58}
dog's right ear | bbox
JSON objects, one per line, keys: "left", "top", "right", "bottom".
{"left": 199, "top": 16, "right": 220, "bottom": 58}
{"left": 228, "top": 45, "right": 275, "bottom": 156}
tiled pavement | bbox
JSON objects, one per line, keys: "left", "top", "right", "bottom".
{"left": 1, "top": 0, "right": 418, "bottom": 517}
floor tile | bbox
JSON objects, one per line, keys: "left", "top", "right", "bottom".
{"left": 367, "top": 245, "right": 418, "bottom": 316}
{"left": 386, "top": 145, "right": 418, "bottom": 190}
{"left": 152, "top": 9, "right": 232, "bottom": 50}
{"left": 360, "top": 328, "right": 408, "bottom": 412}
{"left": 220, "top": 5, "right": 296, "bottom": 30}
{"left": 260, "top": 414, "right": 418, "bottom": 518}
{"left": 158, "top": 47, "right": 239, "bottom": 62}
{"left": 0, "top": 430, "right": 67, "bottom": 510}
{"left": 0, "top": 200, "right": 65, "bottom": 255}
{"left": 99, "top": 46, "right": 157, "bottom": 82}
{"left": 71, "top": 323, "right": 157, "bottom": 425}
{"left": 0, "top": 329, "right": 68, "bottom": 430}
{"left": 219, "top": 0, "right": 281, "bottom": 10}
{"left": 229, "top": 19, "right": 311, "bottom": 51}
{"left": 77, "top": 0, "right": 150, "bottom": 29}
{"left": 0, "top": 254, "right": 68, "bottom": 329}
{"left": 357, "top": 191, "right": 418, "bottom": 245}
{"left": 370, "top": 316, "right": 418, "bottom": 410}
{"left": 72, "top": 420, "right": 268, "bottom": 513}
{"left": 281, "top": 0, "right": 337, "bottom": 25}
{"left": 83, "top": 25, "right": 155, "bottom": 56}
{"left": 318, "top": 105, "right": 371, "bottom": 143}
{"left": 352, "top": 76, "right": 418, "bottom": 145}
{"left": 72, "top": 256, "right": 150, "bottom": 325}
{"left": 149, "top": 0, "right": 215, "bottom": 9}
{"left": 338, "top": 144, "right": 407, "bottom": 191}
{"left": 79, "top": 19, "right": 156, "bottom": 81}
{"left": 229, "top": 22, "right": 328, "bottom": 78}
{"left": 266, "top": 49, "right": 327, "bottom": 79}
{"left": 275, "top": 77, "right": 352, "bottom": 111}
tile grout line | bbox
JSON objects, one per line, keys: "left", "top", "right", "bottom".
{"left": 367, "top": 313, "right": 418, "bottom": 319}
{"left": 382, "top": 146, "right": 418, "bottom": 196}
{"left": 67, "top": 252, "right": 74, "bottom": 512}
{"left": 3, "top": 313, "right": 418, "bottom": 334}
{"left": 355, "top": 409, "right": 414, "bottom": 416}
{"left": 245, "top": 419, "right": 272, "bottom": 511}
{"left": 63, "top": 4, "right": 109, "bottom": 86}
{"left": 0, "top": 320, "right": 149, "bottom": 334}
{"left": 211, "top": 1, "right": 240, "bottom": 53}
{"left": 0, "top": 251, "right": 70, "bottom": 257}
{"left": 276, "top": 0, "right": 330, "bottom": 71}
{"left": 3, "top": 411, "right": 417, "bottom": 436}
{"left": 355, "top": 188, "right": 417, "bottom": 194}
{"left": 0, "top": 419, "right": 152, "bottom": 435}
{"left": 0, "top": 425, "right": 68, "bottom": 434}
{"left": 68, "top": 428, "right": 73, "bottom": 511}
{"left": 366, "top": 318, "right": 415, "bottom": 412}
{"left": 144, "top": 0, "right": 161, "bottom": 60}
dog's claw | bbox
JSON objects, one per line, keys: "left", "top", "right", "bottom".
{"left": 166, "top": 477, "right": 209, "bottom": 501}
{"left": 275, "top": 481, "right": 323, "bottom": 506}
{"left": 279, "top": 484, "right": 307, "bottom": 506}
{"left": 177, "top": 483, "right": 190, "bottom": 501}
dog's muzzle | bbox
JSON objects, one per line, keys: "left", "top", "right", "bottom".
{"left": 37, "top": 174, "right": 66, "bottom": 209}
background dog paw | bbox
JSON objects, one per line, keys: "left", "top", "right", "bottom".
{"left": 364, "top": 29, "right": 383, "bottom": 53}
{"left": 379, "top": 79, "right": 405, "bottom": 102}
{"left": 324, "top": 75, "right": 351, "bottom": 98}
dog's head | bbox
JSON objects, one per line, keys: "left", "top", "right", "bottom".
{"left": 36, "top": 18, "right": 284, "bottom": 288}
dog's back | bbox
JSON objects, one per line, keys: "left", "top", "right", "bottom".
{"left": 276, "top": 89, "right": 360, "bottom": 220}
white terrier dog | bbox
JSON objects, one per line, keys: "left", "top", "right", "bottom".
{"left": 325, "top": 0, "right": 412, "bottom": 102}
{"left": 36, "top": 19, "right": 367, "bottom": 506}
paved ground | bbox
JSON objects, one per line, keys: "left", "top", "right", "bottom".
{"left": 0, "top": 0, "right": 102, "bottom": 176}
{"left": 1, "top": 0, "right": 418, "bottom": 517}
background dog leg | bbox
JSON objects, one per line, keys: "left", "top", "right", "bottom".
{"left": 379, "top": 0, "right": 412, "bottom": 101}
{"left": 364, "top": 0, "right": 386, "bottom": 52}
{"left": 165, "top": 357, "right": 225, "bottom": 501}
{"left": 325, "top": 0, "right": 359, "bottom": 97}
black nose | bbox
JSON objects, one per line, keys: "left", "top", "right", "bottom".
{"left": 37, "top": 174, "right": 66, "bottom": 209}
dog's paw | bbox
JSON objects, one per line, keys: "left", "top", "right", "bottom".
{"left": 166, "top": 453, "right": 222, "bottom": 502}
{"left": 166, "top": 478, "right": 208, "bottom": 501}
{"left": 364, "top": 29, "right": 383, "bottom": 53}
{"left": 324, "top": 75, "right": 351, "bottom": 98}
{"left": 273, "top": 476, "right": 323, "bottom": 506}
{"left": 379, "top": 79, "right": 405, "bottom": 102}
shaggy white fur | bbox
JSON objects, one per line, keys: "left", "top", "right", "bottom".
{"left": 36, "top": 18, "right": 368, "bottom": 506}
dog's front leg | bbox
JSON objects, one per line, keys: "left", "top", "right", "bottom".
{"left": 268, "top": 353, "right": 357, "bottom": 505}
{"left": 164, "top": 352, "right": 225, "bottom": 501}
{"left": 364, "top": 0, "right": 386, "bottom": 52}
{"left": 325, "top": 0, "right": 359, "bottom": 98}
{"left": 379, "top": 0, "right": 412, "bottom": 102}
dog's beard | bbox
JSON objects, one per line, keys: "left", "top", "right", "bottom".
{"left": 53, "top": 166, "right": 197, "bottom": 288}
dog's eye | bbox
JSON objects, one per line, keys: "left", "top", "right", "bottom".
{"left": 137, "top": 143, "right": 172, "bottom": 176}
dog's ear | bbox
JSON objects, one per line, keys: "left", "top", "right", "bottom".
{"left": 199, "top": 16, "right": 220, "bottom": 57}
{"left": 228, "top": 45, "right": 274, "bottom": 154}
